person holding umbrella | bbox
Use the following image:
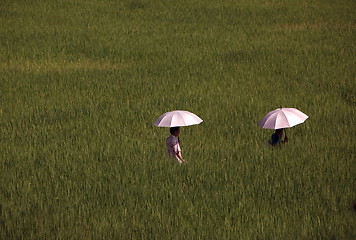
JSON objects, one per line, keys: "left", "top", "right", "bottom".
{"left": 166, "top": 127, "right": 185, "bottom": 163}
{"left": 153, "top": 110, "right": 203, "bottom": 164}
{"left": 259, "top": 108, "right": 308, "bottom": 146}
{"left": 270, "top": 128, "right": 288, "bottom": 146}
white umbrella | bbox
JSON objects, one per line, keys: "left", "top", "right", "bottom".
{"left": 259, "top": 108, "right": 308, "bottom": 129}
{"left": 153, "top": 110, "right": 203, "bottom": 127}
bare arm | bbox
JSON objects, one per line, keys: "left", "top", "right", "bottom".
{"left": 176, "top": 152, "right": 185, "bottom": 162}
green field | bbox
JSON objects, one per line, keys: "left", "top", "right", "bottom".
{"left": 0, "top": 0, "right": 355, "bottom": 239}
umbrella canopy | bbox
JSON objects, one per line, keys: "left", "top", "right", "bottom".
{"left": 153, "top": 110, "right": 203, "bottom": 127}
{"left": 259, "top": 108, "right": 308, "bottom": 129}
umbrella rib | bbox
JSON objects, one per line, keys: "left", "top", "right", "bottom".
{"left": 177, "top": 111, "right": 185, "bottom": 126}
{"left": 171, "top": 113, "right": 177, "bottom": 127}
{"left": 161, "top": 113, "right": 171, "bottom": 127}
{"left": 281, "top": 111, "right": 291, "bottom": 128}
{"left": 279, "top": 111, "right": 291, "bottom": 128}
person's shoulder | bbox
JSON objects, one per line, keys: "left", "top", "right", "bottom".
{"left": 166, "top": 135, "right": 174, "bottom": 141}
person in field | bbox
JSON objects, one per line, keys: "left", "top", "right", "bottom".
{"left": 166, "top": 127, "right": 185, "bottom": 163}
{"left": 270, "top": 128, "right": 288, "bottom": 146}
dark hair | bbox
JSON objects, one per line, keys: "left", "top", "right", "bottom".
{"left": 170, "top": 127, "right": 180, "bottom": 135}
{"left": 275, "top": 129, "right": 283, "bottom": 134}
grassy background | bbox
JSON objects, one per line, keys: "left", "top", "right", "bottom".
{"left": 0, "top": 0, "right": 355, "bottom": 239}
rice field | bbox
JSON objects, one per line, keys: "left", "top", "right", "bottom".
{"left": 0, "top": 0, "right": 355, "bottom": 239}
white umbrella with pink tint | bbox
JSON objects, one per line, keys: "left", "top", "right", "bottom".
{"left": 259, "top": 108, "right": 308, "bottom": 130}
{"left": 153, "top": 110, "right": 203, "bottom": 127}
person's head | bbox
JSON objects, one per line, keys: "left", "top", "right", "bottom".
{"left": 275, "top": 128, "right": 284, "bottom": 136}
{"left": 170, "top": 127, "right": 180, "bottom": 136}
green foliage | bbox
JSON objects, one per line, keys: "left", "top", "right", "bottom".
{"left": 0, "top": 0, "right": 355, "bottom": 239}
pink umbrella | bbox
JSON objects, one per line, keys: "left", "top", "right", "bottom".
{"left": 153, "top": 110, "right": 203, "bottom": 127}
{"left": 259, "top": 108, "right": 308, "bottom": 129}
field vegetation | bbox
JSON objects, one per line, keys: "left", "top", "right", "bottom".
{"left": 0, "top": 0, "right": 355, "bottom": 239}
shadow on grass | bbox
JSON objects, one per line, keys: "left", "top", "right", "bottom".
{"left": 341, "top": 88, "right": 356, "bottom": 106}
{"left": 218, "top": 50, "right": 261, "bottom": 64}
{"left": 127, "top": 0, "right": 146, "bottom": 10}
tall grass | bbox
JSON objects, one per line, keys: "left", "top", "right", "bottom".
{"left": 0, "top": 0, "right": 355, "bottom": 239}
